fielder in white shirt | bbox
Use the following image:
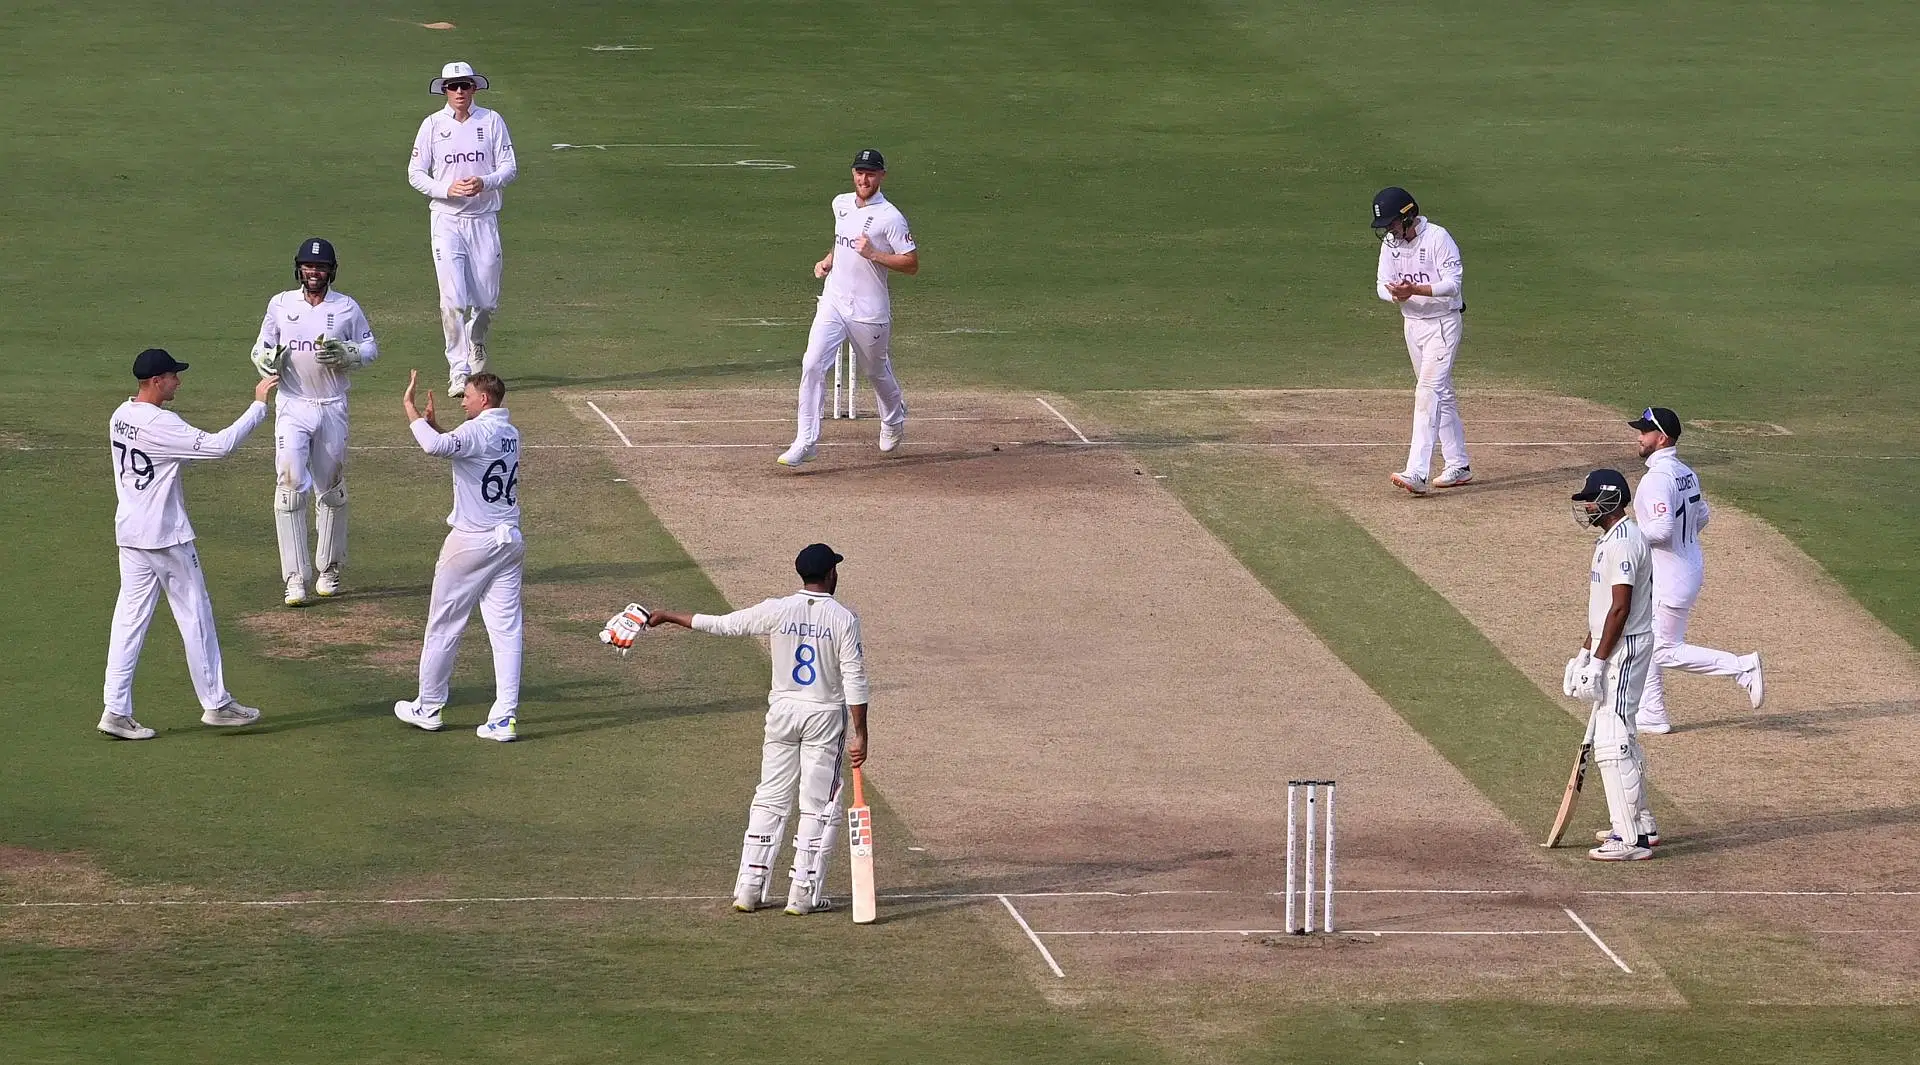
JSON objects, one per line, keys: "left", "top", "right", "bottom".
{"left": 408, "top": 61, "right": 518, "bottom": 397}
{"left": 1627, "top": 406, "right": 1765, "bottom": 733}
{"left": 101, "top": 349, "right": 278, "bottom": 740}
{"left": 1564, "top": 469, "right": 1660, "bottom": 861}
{"left": 250, "top": 237, "right": 379, "bottom": 606}
{"left": 1373, "top": 186, "right": 1472, "bottom": 495}
{"left": 394, "top": 371, "right": 526, "bottom": 742}
{"left": 778, "top": 149, "right": 917, "bottom": 468}
{"left": 637, "top": 544, "right": 870, "bottom": 915}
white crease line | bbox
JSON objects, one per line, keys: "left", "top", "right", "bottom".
{"left": 1581, "top": 890, "right": 1920, "bottom": 897}
{"left": 608, "top": 416, "right": 1000, "bottom": 425}
{"left": 8, "top": 895, "right": 730, "bottom": 908}
{"left": 1815, "top": 929, "right": 1920, "bottom": 934}
{"left": 1035, "top": 397, "right": 1090, "bottom": 443}
{"left": 1564, "top": 907, "right": 1633, "bottom": 974}
{"left": 998, "top": 895, "right": 1066, "bottom": 978}
{"left": 584, "top": 401, "right": 634, "bottom": 447}
{"left": 1037, "top": 929, "right": 1579, "bottom": 937}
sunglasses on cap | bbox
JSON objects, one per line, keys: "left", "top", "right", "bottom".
{"left": 444, "top": 81, "right": 476, "bottom": 92}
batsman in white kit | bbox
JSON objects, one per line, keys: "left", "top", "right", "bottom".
{"left": 408, "top": 61, "right": 518, "bottom": 397}
{"left": 778, "top": 148, "right": 917, "bottom": 467}
{"left": 101, "top": 349, "right": 278, "bottom": 740}
{"left": 1627, "top": 406, "right": 1765, "bottom": 734}
{"left": 250, "top": 238, "right": 379, "bottom": 606}
{"left": 608, "top": 544, "right": 871, "bottom": 915}
{"left": 1373, "top": 186, "right": 1472, "bottom": 494}
{"left": 1564, "top": 469, "right": 1659, "bottom": 861}
{"left": 394, "top": 371, "right": 525, "bottom": 742}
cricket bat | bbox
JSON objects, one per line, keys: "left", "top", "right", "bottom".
{"left": 1541, "top": 743, "right": 1591, "bottom": 848}
{"left": 848, "top": 766, "right": 876, "bottom": 924}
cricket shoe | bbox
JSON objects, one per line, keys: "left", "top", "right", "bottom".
{"left": 1740, "top": 651, "right": 1765, "bottom": 709}
{"left": 1588, "top": 837, "right": 1654, "bottom": 861}
{"left": 776, "top": 441, "right": 817, "bottom": 467}
{"left": 1432, "top": 466, "right": 1473, "bottom": 488}
{"left": 469, "top": 344, "right": 488, "bottom": 374}
{"left": 448, "top": 371, "right": 469, "bottom": 398}
{"left": 97, "top": 712, "right": 156, "bottom": 741}
{"left": 732, "top": 881, "right": 764, "bottom": 913}
{"left": 878, "top": 420, "right": 905, "bottom": 454}
{"left": 1595, "top": 829, "right": 1662, "bottom": 847}
{"left": 476, "top": 715, "right": 518, "bottom": 742}
{"left": 393, "top": 699, "right": 445, "bottom": 732}
{"left": 1390, "top": 471, "right": 1430, "bottom": 496}
{"left": 201, "top": 700, "right": 261, "bottom": 727}
{"left": 284, "top": 577, "right": 312, "bottom": 607}
{"left": 1636, "top": 715, "right": 1673, "bottom": 735}
{"left": 316, "top": 565, "right": 342, "bottom": 598}
{"left": 784, "top": 882, "right": 833, "bottom": 915}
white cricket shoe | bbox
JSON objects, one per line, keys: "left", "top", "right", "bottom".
{"left": 393, "top": 699, "right": 445, "bottom": 732}
{"left": 1432, "top": 466, "right": 1473, "bottom": 488}
{"left": 1740, "top": 651, "right": 1765, "bottom": 709}
{"left": 97, "top": 712, "right": 156, "bottom": 741}
{"left": 1390, "top": 471, "right": 1430, "bottom": 496}
{"left": 1636, "top": 715, "right": 1673, "bottom": 735}
{"left": 316, "top": 565, "right": 342, "bottom": 598}
{"left": 476, "top": 715, "right": 518, "bottom": 742}
{"left": 784, "top": 883, "right": 833, "bottom": 916}
{"left": 776, "top": 441, "right": 817, "bottom": 467}
{"left": 1588, "top": 836, "right": 1654, "bottom": 861}
{"left": 284, "top": 577, "right": 312, "bottom": 607}
{"left": 201, "top": 700, "right": 261, "bottom": 727}
{"left": 878, "top": 420, "right": 905, "bottom": 453}
{"left": 732, "top": 881, "right": 763, "bottom": 913}
{"left": 448, "top": 371, "right": 469, "bottom": 398}
{"left": 1595, "top": 827, "right": 1662, "bottom": 847}
{"left": 470, "top": 344, "right": 488, "bottom": 374}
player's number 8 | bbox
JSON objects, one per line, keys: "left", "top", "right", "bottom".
{"left": 481, "top": 459, "right": 519, "bottom": 505}
{"left": 112, "top": 441, "right": 155, "bottom": 491}
{"left": 791, "top": 643, "right": 818, "bottom": 686}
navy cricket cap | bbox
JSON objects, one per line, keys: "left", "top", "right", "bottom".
{"left": 1628, "top": 406, "right": 1682, "bottom": 439}
{"left": 795, "top": 543, "right": 844, "bottom": 580}
{"left": 1572, "top": 468, "right": 1632, "bottom": 503}
{"left": 132, "top": 348, "right": 189, "bottom": 379}
{"left": 1372, "top": 186, "right": 1418, "bottom": 228}
{"left": 851, "top": 148, "right": 886, "bottom": 171}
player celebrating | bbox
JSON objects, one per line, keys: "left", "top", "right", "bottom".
{"left": 1564, "top": 470, "right": 1659, "bottom": 860}
{"left": 394, "top": 371, "right": 526, "bottom": 742}
{"left": 615, "top": 544, "right": 870, "bottom": 915}
{"left": 102, "top": 349, "right": 277, "bottom": 740}
{"left": 1627, "top": 406, "right": 1765, "bottom": 733}
{"left": 1373, "top": 186, "right": 1471, "bottom": 495}
{"left": 408, "top": 61, "right": 518, "bottom": 397}
{"left": 250, "top": 237, "right": 379, "bottom": 606}
{"left": 778, "top": 149, "right": 917, "bottom": 467}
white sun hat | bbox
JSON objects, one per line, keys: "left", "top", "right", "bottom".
{"left": 430, "top": 61, "right": 490, "bottom": 94}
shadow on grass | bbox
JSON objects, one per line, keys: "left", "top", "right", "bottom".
{"left": 526, "top": 557, "right": 701, "bottom": 585}
{"left": 1674, "top": 698, "right": 1919, "bottom": 739}
{"left": 1660, "top": 800, "right": 1920, "bottom": 859}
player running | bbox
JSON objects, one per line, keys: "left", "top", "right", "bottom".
{"left": 250, "top": 237, "right": 379, "bottom": 606}
{"left": 1373, "top": 186, "right": 1471, "bottom": 495}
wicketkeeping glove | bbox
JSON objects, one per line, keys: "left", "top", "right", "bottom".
{"left": 1562, "top": 649, "right": 1593, "bottom": 697}
{"left": 251, "top": 343, "right": 287, "bottom": 378}
{"left": 599, "top": 603, "right": 652, "bottom": 655}
{"left": 1570, "top": 655, "right": 1608, "bottom": 704}
{"left": 315, "top": 336, "right": 363, "bottom": 369}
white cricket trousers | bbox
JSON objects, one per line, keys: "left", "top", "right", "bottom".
{"left": 430, "top": 212, "right": 504, "bottom": 374}
{"left": 1588, "top": 632, "right": 1654, "bottom": 844}
{"left": 1402, "top": 312, "right": 1469, "bottom": 477}
{"left": 794, "top": 300, "right": 907, "bottom": 446}
{"left": 415, "top": 525, "right": 524, "bottom": 721}
{"left": 1637, "top": 594, "right": 1748, "bottom": 725}
{"left": 273, "top": 396, "right": 349, "bottom": 583}
{"left": 737, "top": 697, "right": 847, "bottom": 898}
{"left": 103, "top": 543, "right": 233, "bottom": 717}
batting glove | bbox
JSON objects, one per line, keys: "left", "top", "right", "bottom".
{"left": 1562, "top": 649, "right": 1593, "bottom": 698}
{"left": 1570, "top": 656, "right": 1608, "bottom": 704}
{"left": 600, "top": 603, "right": 652, "bottom": 654}
{"left": 315, "top": 336, "right": 362, "bottom": 369}
{"left": 251, "top": 343, "right": 287, "bottom": 378}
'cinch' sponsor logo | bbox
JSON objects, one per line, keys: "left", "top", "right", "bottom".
{"left": 444, "top": 151, "right": 486, "bottom": 165}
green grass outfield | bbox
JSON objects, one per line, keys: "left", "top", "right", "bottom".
{"left": 3, "top": 2, "right": 1915, "bottom": 1062}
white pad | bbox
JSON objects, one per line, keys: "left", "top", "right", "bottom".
{"left": 737, "top": 809, "right": 787, "bottom": 901}
{"left": 1594, "top": 742, "right": 1645, "bottom": 844}
{"left": 274, "top": 487, "right": 312, "bottom": 584}
{"left": 789, "top": 797, "right": 841, "bottom": 904}
{"left": 315, "top": 482, "right": 347, "bottom": 574}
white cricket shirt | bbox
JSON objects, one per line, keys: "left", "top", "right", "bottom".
{"left": 695, "top": 590, "right": 870, "bottom": 707}
{"left": 408, "top": 105, "right": 518, "bottom": 217}
{"left": 251, "top": 289, "right": 379, "bottom": 402}
{"left": 822, "top": 191, "right": 914, "bottom": 324}
{"left": 108, "top": 399, "right": 269, "bottom": 549}
{"left": 1376, "top": 217, "right": 1464, "bottom": 319}
{"left": 410, "top": 407, "right": 521, "bottom": 531}
{"left": 1634, "top": 447, "right": 1708, "bottom": 599}
{"left": 1587, "top": 517, "right": 1654, "bottom": 642}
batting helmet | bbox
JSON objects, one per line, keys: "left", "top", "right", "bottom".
{"left": 1371, "top": 187, "right": 1418, "bottom": 231}
{"left": 1571, "top": 469, "right": 1632, "bottom": 528}
{"left": 293, "top": 237, "right": 337, "bottom": 287}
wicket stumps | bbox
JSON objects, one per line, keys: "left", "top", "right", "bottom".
{"left": 831, "top": 341, "right": 857, "bottom": 419}
{"left": 1284, "top": 779, "right": 1337, "bottom": 934}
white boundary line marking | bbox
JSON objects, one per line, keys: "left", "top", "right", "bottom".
{"left": 1037, "top": 929, "right": 1580, "bottom": 937}
{"left": 1034, "top": 398, "right": 1090, "bottom": 443}
{"left": 998, "top": 895, "right": 1066, "bottom": 978}
{"left": 1564, "top": 908, "right": 1633, "bottom": 974}
{"left": 584, "top": 401, "right": 634, "bottom": 448}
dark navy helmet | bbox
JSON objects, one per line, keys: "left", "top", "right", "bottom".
{"left": 1371, "top": 186, "right": 1418, "bottom": 230}
{"left": 293, "top": 237, "right": 337, "bottom": 286}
